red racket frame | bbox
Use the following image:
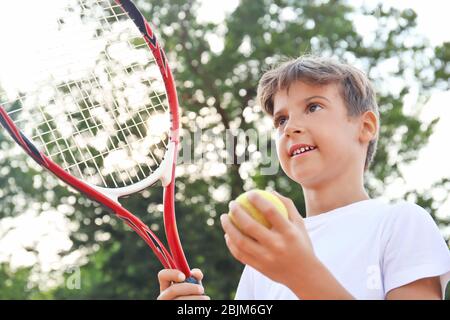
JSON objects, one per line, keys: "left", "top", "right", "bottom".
{"left": 0, "top": 0, "right": 193, "bottom": 279}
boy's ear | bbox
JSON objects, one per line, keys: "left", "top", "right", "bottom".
{"left": 359, "top": 111, "right": 378, "bottom": 143}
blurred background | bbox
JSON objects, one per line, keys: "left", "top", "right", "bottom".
{"left": 0, "top": 0, "right": 449, "bottom": 299}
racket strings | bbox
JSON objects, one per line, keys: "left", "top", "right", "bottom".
{"left": 0, "top": 0, "right": 171, "bottom": 189}
{"left": 46, "top": 68, "right": 165, "bottom": 185}
{"left": 57, "top": 0, "right": 167, "bottom": 186}
{"left": 29, "top": 79, "right": 166, "bottom": 151}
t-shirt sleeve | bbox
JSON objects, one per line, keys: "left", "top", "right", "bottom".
{"left": 381, "top": 202, "right": 450, "bottom": 298}
{"left": 234, "top": 265, "right": 254, "bottom": 300}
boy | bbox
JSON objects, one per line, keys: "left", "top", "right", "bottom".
{"left": 157, "top": 56, "right": 450, "bottom": 300}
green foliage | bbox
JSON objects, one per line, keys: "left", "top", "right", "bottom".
{"left": 0, "top": 264, "right": 32, "bottom": 299}
{"left": 0, "top": 263, "right": 51, "bottom": 299}
{"left": 0, "top": 0, "right": 449, "bottom": 299}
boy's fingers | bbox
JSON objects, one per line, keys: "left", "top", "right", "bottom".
{"left": 220, "top": 213, "right": 262, "bottom": 262}
{"left": 158, "top": 269, "right": 185, "bottom": 291}
{"left": 270, "top": 190, "right": 304, "bottom": 225}
{"left": 190, "top": 268, "right": 204, "bottom": 281}
{"left": 221, "top": 211, "right": 263, "bottom": 255}
{"left": 157, "top": 282, "right": 205, "bottom": 300}
{"left": 247, "top": 192, "right": 291, "bottom": 231}
{"left": 227, "top": 202, "right": 272, "bottom": 243}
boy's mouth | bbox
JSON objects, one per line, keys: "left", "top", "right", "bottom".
{"left": 289, "top": 144, "right": 317, "bottom": 157}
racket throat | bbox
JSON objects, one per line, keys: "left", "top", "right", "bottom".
{"left": 159, "top": 141, "right": 177, "bottom": 187}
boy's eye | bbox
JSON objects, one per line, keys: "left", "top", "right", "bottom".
{"left": 308, "top": 103, "right": 323, "bottom": 113}
{"left": 274, "top": 116, "right": 287, "bottom": 128}
{"left": 273, "top": 116, "right": 287, "bottom": 128}
{"left": 274, "top": 104, "right": 322, "bottom": 127}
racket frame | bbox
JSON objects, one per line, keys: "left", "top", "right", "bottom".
{"left": 0, "top": 106, "right": 176, "bottom": 270}
{"left": 0, "top": 0, "right": 193, "bottom": 278}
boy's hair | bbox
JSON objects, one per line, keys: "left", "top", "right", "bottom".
{"left": 257, "top": 55, "right": 379, "bottom": 171}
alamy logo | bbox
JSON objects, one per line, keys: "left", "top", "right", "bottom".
{"left": 65, "top": 266, "right": 81, "bottom": 290}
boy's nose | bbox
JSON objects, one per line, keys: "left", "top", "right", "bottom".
{"left": 284, "top": 123, "right": 304, "bottom": 136}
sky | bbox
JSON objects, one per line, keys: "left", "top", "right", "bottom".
{"left": 0, "top": 0, "right": 449, "bottom": 272}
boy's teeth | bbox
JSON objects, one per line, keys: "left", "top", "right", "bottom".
{"left": 292, "top": 146, "right": 315, "bottom": 156}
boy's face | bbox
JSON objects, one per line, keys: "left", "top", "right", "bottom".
{"left": 273, "top": 81, "right": 366, "bottom": 187}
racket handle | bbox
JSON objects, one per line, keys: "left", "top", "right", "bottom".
{"left": 185, "top": 276, "right": 205, "bottom": 295}
{"left": 185, "top": 276, "right": 199, "bottom": 284}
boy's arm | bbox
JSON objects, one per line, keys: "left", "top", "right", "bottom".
{"left": 289, "top": 257, "right": 355, "bottom": 299}
{"left": 223, "top": 193, "right": 445, "bottom": 300}
{"left": 291, "top": 261, "right": 442, "bottom": 300}
{"left": 222, "top": 191, "right": 355, "bottom": 299}
{"left": 385, "top": 277, "right": 442, "bottom": 300}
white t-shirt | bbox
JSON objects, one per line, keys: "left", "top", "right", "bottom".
{"left": 235, "top": 199, "right": 450, "bottom": 300}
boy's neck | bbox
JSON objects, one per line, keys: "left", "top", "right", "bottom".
{"left": 303, "top": 173, "right": 370, "bottom": 217}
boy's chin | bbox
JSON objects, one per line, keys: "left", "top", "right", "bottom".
{"left": 287, "top": 170, "right": 315, "bottom": 184}
{"left": 286, "top": 165, "right": 324, "bottom": 186}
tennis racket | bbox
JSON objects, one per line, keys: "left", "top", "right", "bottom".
{"left": 0, "top": 0, "right": 197, "bottom": 283}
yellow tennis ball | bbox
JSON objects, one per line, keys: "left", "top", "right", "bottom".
{"left": 229, "top": 189, "right": 288, "bottom": 229}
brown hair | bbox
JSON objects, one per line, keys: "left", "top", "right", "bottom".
{"left": 257, "top": 55, "right": 379, "bottom": 171}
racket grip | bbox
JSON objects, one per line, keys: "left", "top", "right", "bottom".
{"left": 185, "top": 276, "right": 199, "bottom": 284}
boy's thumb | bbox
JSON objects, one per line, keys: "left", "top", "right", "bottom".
{"left": 270, "top": 190, "right": 304, "bottom": 224}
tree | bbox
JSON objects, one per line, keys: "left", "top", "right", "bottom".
{"left": 0, "top": 263, "right": 52, "bottom": 299}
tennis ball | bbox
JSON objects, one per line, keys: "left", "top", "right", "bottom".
{"left": 229, "top": 189, "right": 288, "bottom": 229}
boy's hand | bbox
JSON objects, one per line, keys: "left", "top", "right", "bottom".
{"left": 157, "top": 268, "right": 210, "bottom": 300}
{"left": 220, "top": 191, "right": 317, "bottom": 288}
